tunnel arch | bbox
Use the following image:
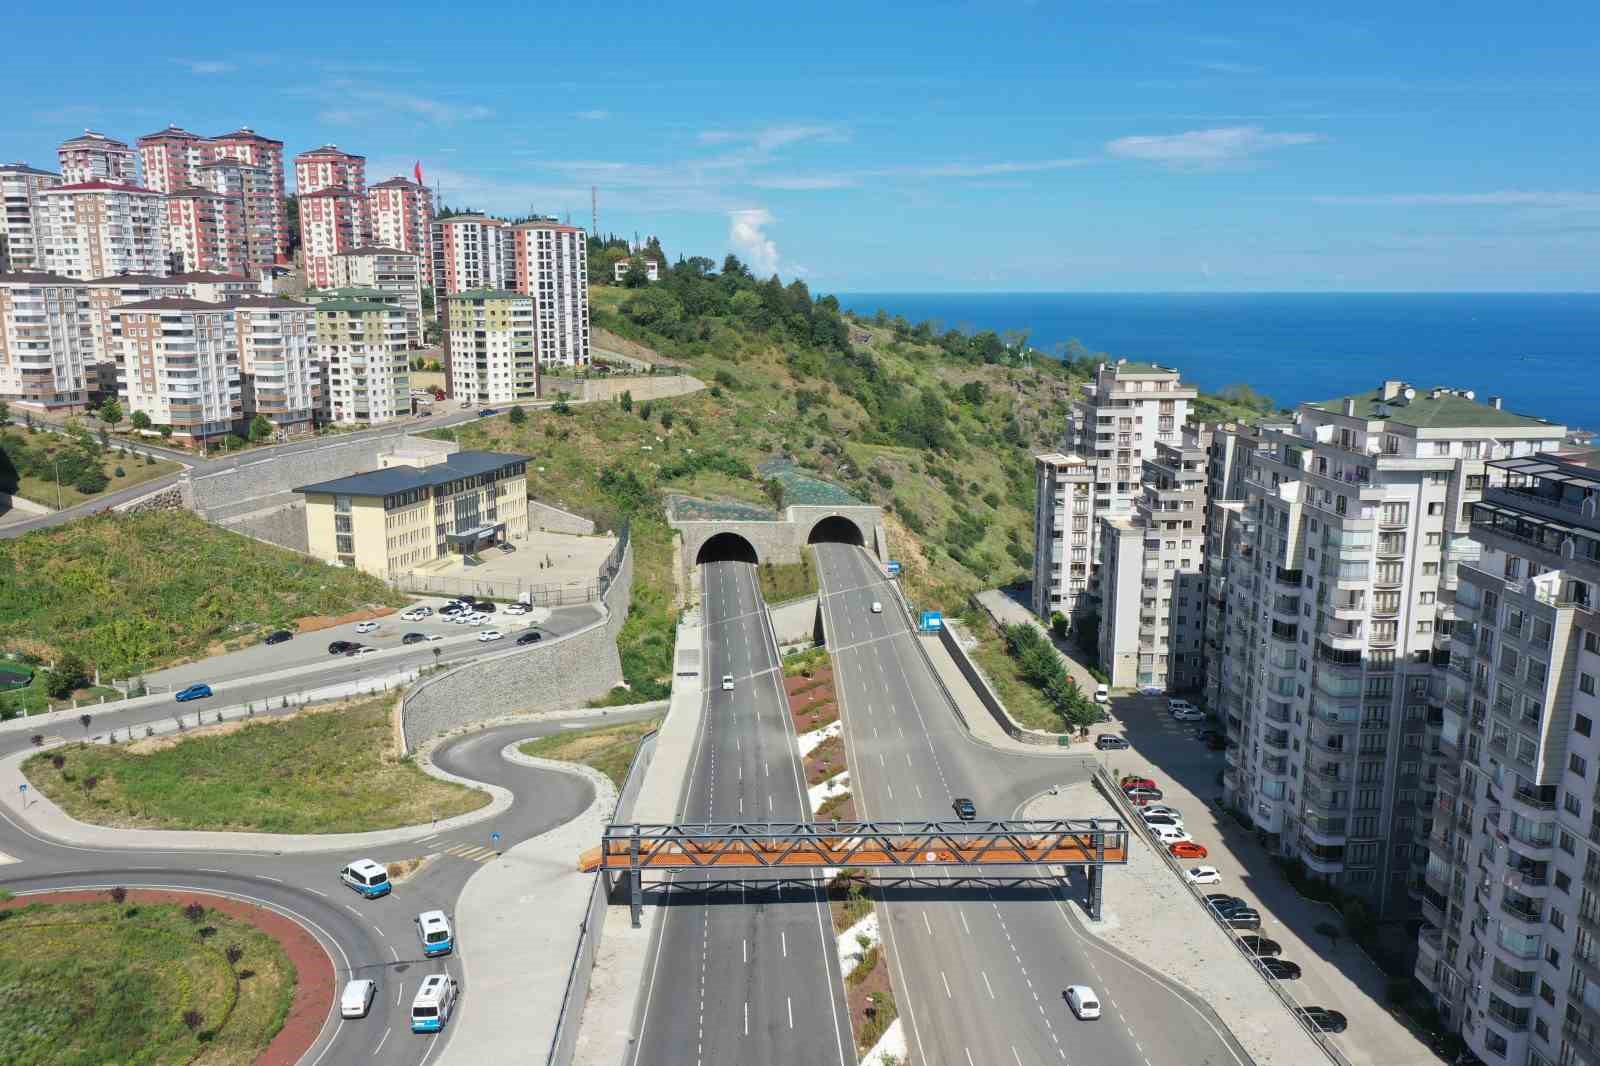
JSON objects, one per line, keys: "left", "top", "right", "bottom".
{"left": 696, "top": 531, "right": 760, "bottom": 565}
{"left": 806, "top": 514, "right": 866, "bottom": 547}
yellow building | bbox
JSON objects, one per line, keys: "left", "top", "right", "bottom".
{"left": 295, "top": 450, "right": 529, "bottom": 579}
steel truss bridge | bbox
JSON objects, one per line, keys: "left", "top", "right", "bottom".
{"left": 580, "top": 818, "right": 1129, "bottom": 925}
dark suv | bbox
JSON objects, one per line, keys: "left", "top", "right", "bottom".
{"left": 952, "top": 798, "right": 977, "bottom": 821}
{"left": 328, "top": 640, "right": 355, "bottom": 654}
{"left": 264, "top": 630, "right": 293, "bottom": 645}
{"left": 1095, "top": 734, "right": 1130, "bottom": 751}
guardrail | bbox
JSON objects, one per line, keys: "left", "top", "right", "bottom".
{"left": 1092, "top": 767, "right": 1354, "bottom": 1066}
{"left": 546, "top": 727, "right": 659, "bottom": 1066}
{"left": 882, "top": 572, "right": 971, "bottom": 731}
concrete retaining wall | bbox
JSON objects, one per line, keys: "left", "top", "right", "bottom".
{"left": 769, "top": 596, "right": 820, "bottom": 646}
{"left": 398, "top": 537, "right": 634, "bottom": 750}
{"left": 0, "top": 493, "right": 50, "bottom": 519}
{"left": 539, "top": 374, "right": 702, "bottom": 404}
{"left": 186, "top": 432, "right": 455, "bottom": 517}
{"left": 528, "top": 500, "right": 597, "bottom": 536}
{"left": 937, "top": 619, "right": 1063, "bottom": 747}
{"left": 220, "top": 499, "right": 309, "bottom": 554}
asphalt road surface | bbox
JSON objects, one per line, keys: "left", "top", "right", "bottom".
{"left": 630, "top": 560, "right": 854, "bottom": 1066}
{"left": 814, "top": 542, "right": 1253, "bottom": 1066}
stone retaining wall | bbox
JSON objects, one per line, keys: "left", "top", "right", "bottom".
{"left": 220, "top": 499, "right": 310, "bottom": 553}
{"left": 768, "top": 596, "right": 820, "bottom": 646}
{"left": 937, "top": 618, "right": 1062, "bottom": 747}
{"left": 113, "top": 481, "right": 188, "bottom": 514}
{"left": 528, "top": 499, "right": 597, "bottom": 536}
{"left": 187, "top": 432, "right": 455, "bottom": 517}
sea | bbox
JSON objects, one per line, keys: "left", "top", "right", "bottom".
{"left": 836, "top": 293, "right": 1600, "bottom": 434}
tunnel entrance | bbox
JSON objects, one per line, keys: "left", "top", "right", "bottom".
{"left": 806, "top": 515, "right": 865, "bottom": 547}
{"left": 696, "top": 531, "right": 760, "bottom": 565}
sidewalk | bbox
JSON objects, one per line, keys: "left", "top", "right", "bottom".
{"left": 432, "top": 750, "right": 617, "bottom": 1066}
{"left": 974, "top": 586, "right": 1100, "bottom": 692}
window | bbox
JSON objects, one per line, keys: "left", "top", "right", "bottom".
{"left": 1555, "top": 870, "right": 1571, "bottom": 893}
{"left": 1582, "top": 674, "right": 1597, "bottom": 697}
{"left": 1559, "top": 829, "right": 1576, "bottom": 855}
{"left": 1572, "top": 754, "right": 1588, "bottom": 778}
{"left": 1565, "top": 794, "right": 1582, "bottom": 818}
{"left": 1579, "top": 714, "right": 1594, "bottom": 738}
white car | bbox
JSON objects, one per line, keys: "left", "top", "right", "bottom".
{"left": 1185, "top": 865, "right": 1222, "bottom": 885}
{"left": 503, "top": 602, "right": 529, "bottom": 615}
{"left": 1141, "top": 805, "right": 1183, "bottom": 820}
{"left": 478, "top": 630, "right": 503, "bottom": 642}
{"left": 341, "top": 978, "right": 377, "bottom": 1018}
{"left": 355, "top": 646, "right": 378, "bottom": 656}
{"left": 1065, "top": 984, "right": 1101, "bottom": 1020}
{"left": 1173, "top": 708, "right": 1205, "bottom": 722}
{"left": 1168, "top": 698, "right": 1198, "bottom": 714}
{"left": 1153, "top": 825, "right": 1193, "bottom": 846}
{"left": 1141, "top": 809, "right": 1184, "bottom": 828}
{"left": 871, "top": 601, "right": 883, "bottom": 614}
{"left": 401, "top": 607, "right": 433, "bottom": 621}
{"left": 722, "top": 674, "right": 735, "bottom": 691}
{"left": 424, "top": 633, "right": 444, "bottom": 642}
{"left": 355, "top": 620, "right": 379, "bottom": 634}
{"left": 1094, "top": 684, "right": 1109, "bottom": 704}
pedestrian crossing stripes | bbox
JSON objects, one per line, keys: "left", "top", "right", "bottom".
{"left": 440, "top": 843, "right": 498, "bottom": 863}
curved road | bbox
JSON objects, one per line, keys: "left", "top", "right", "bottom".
{"left": 0, "top": 704, "right": 658, "bottom": 1065}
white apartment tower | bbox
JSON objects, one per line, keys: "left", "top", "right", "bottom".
{"left": 230, "top": 296, "right": 318, "bottom": 436}
{"left": 332, "top": 248, "right": 424, "bottom": 347}
{"left": 57, "top": 131, "right": 137, "bottom": 185}
{"left": 38, "top": 182, "right": 169, "bottom": 279}
{"left": 112, "top": 297, "right": 242, "bottom": 444}
{"left": 0, "top": 163, "right": 64, "bottom": 272}
{"left": 444, "top": 289, "right": 538, "bottom": 406}
{"left": 1032, "top": 452, "right": 1096, "bottom": 620}
{"left": 0, "top": 271, "right": 95, "bottom": 410}
{"left": 431, "top": 215, "right": 512, "bottom": 296}
{"left": 313, "top": 299, "right": 410, "bottom": 425}
{"left": 511, "top": 220, "right": 590, "bottom": 367}
{"left": 1219, "top": 380, "right": 1566, "bottom": 923}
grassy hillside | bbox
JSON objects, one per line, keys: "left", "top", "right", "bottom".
{"left": 0, "top": 511, "right": 405, "bottom": 678}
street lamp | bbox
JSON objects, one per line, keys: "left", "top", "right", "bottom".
{"left": 52, "top": 458, "right": 62, "bottom": 509}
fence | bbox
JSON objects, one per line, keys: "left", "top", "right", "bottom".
{"left": 547, "top": 726, "right": 659, "bottom": 1066}
{"left": 390, "top": 573, "right": 601, "bottom": 605}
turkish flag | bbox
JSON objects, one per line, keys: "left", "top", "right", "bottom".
{"left": 414, "top": 161, "right": 424, "bottom": 185}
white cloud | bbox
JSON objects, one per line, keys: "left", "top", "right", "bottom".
{"left": 307, "top": 81, "right": 492, "bottom": 126}
{"left": 1312, "top": 191, "right": 1600, "bottom": 209}
{"left": 1192, "top": 60, "right": 1260, "bottom": 75}
{"left": 750, "top": 157, "right": 1091, "bottom": 190}
{"left": 180, "top": 60, "right": 235, "bottom": 75}
{"left": 1106, "top": 126, "right": 1324, "bottom": 168}
{"left": 575, "top": 109, "right": 611, "bottom": 121}
{"left": 751, "top": 175, "right": 858, "bottom": 190}
{"left": 729, "top": 208, "right": 780, "bottom": 275}
{"left": 697, "top": 124, "right": 846, "bottom": 151}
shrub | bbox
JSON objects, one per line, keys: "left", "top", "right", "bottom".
{"left": 74, "top": 468, "right": 109, "bottom": 494}
{"left": 183, "top": 902, "right": 205, "bottom": 923}
{"left": 509, "top": 406, "right": 527, "bottom": 425}
{"left": 50, "top": 753, "right": 65, "bottom": 770}
{"left": 108, "top": 886, "right": 126, "bottom": 903}
{"left": 182, "top": 1010, "right": 204, "bottom": 1031}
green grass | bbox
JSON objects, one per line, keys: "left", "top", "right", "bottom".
{"left": 758, "top": 550, "right": 818, "bottom": 603}
{"left": 0, "top": 510, "right": 406, "bottom": 677}
{"left": 966, "top": 619, "right": 1070, "bottom": 733}
{"left": 20, "top": 696, "right": 488, "bottom": 833}
{"left": 518, "top": 715, "right": 663, "bottom": 789}
{"left": 0, "top": 671, "right": 120, "bottom": 720}
{"left": 1, "top": 428, "right": 183, "bottom": 510}
{"left": 0, "top": 898, "right": 294, "bottom": 1066}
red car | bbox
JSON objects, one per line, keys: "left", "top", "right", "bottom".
{"left": 1120, "top": 776, "right": 1157, "bottom": 792}
{"left": 1170, "top": 841, "right": 1209, "bottom": 860}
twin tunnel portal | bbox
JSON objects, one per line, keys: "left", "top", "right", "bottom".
{"left": 597, "top": 514, "right": 1129, "bottom": 926}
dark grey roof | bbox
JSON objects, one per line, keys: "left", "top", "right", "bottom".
{"left": 0, "top": 162, "right": 60, "bottom": 177}
{"left": 116, "top": 297, "right": 229, "bottom": 311}
{"left": 293, "top": 450, "right": 530, "bottom": 498}
{"left": 226, "top": 295, "right": 313, "bottom": 309}
{"left": 0, "top": 271, "right": 84, "bottom": 285}
{"left": 339, "top": 245, "right": 416, "bottom": 256}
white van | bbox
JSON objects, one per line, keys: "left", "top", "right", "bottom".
{"left": 416, "top": 910, "right": 453, "bottom": 957}
{"left": 410, "top": 973, "right": 458, "bottom": 1033}
{"left": 340, "top": 858, "right": 391, "bottom": 898}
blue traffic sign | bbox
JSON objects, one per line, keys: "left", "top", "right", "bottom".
{"left": 919, "top": 611, "right": 943, "bottom": 632}
{"left": 886, "top": 561, "right": 902, "bottom": 576}
{"left": 491, "top": 831, "right": 502, "bottom": 846}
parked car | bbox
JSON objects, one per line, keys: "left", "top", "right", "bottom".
{"left": 1141, "top": 813, "right": 1181, "bottom": 830}
{"left": 1064, "top": 985, "right": 1101, "bottom": 1020}
{"left": 498, "top": 542, "right": 516, "bottom": 553}
{"left": 1257, "top": 957, "right": 1302, "bottom": 980}
{"left": 1094, "top": 734, "right": 1129, "bottom": 750}
{"left": 478, "top": 630, "right": 503, "bottom": 643}
{"left": 355, "top": 620, "right": 379, "bottom": 634}
{"left": 1094, "top": 683, "right": 1109, "bottom": 704}
{"left": 1172, "top": 707, "right": 1205, "bottom": 722}
{"left": 722, "top": 674, "right": 735, "bottom": 691}
{"left": 1124, "top": 786, "right": 1164, "bottom": 804}
{"left": 1185, "top": 866, "right": 1222, "bottom": 886}
{"left": 1152, "top": 825, "right": 1192, "bottom": 846}
{"left": 403, "top": 632, "right": 428, "bottom": 645}
{"left": 1222, "top": 908, "right": 1262, "bottom": 930}
{"left": 1238, "top": 935, "right": 1282, "bottom": 957}
{"left": 175, "top": 683, "right": 212, "bottom": 702}
{"left": 263, "top": 630, "right": 293, "bottom": 645}
{"left": 328, "top": 640, "right": 355, "bottom": 654}
{"left": 477, "top": 408, "right": 496, "bottom": 417}
{"left": 1169, "top": 841, "right": 1209, "bottom": 860}
{"left": 1294, "top": 1007, "right": 1348, "bottom": 1033}
{"left": 355, "top": 646, "right": 378, "bottom": 656}
{"left": 1141, "top": 804, "right": 1182, "bottom": 819}
{"left": 503, "top": 602, "right": 530, "bottom": 616}
{"left": 1168, "top": 698, "right": 1198, "bottom": 714}
{"left": 871, "top": 601, "right": 883, "bottom": 613}
{"left": 515, "top": 630, "right": 543, "bottom": 645}
{"left": 1205, "top": 894, "right": 1246, "bottom": 915}
{"left": 1196, "top": 729, "right": 1223, "bottom": 744}
{"left": 952, "top": 797, "right": 977, "bottom": 821}
{"left": 476, "top": 601, "right": 496, "bottom": 614}
{"left": 1120, "top": 776, "right": 1157, "bottom": 791}
{"left": 401, "top": 607, "right": 433, "bottom": 621}
{"left": 341, "top": 979, "right": 378, "bottom": 1019}
{"left": 440, "top": 604, "right": 466, "bottom": 617}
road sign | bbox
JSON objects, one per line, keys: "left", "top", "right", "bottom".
{"left": 886, "top": 561, "right": 902, "bottom": 577}
{"left": 491, "top": 831, "right": 502, "bottom": 849}
{"left": 919, "top": 611, "right": 943, "bottom": 632}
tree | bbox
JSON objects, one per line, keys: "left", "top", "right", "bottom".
{"left": 99, "top": 398, "right": 123, "bottom": 427}
{"left": 659, "top": 409, "right": 675, "bottom": 430}
{"left": 44, "top": 654, "right": 87, "bottom": 699}
{"left": 0, "top": 400, "right": 11, "bottom": 426}
{"left": 619, "top": 389, "right": 633, "bottom": 413}
{"left": 248, "top": 414, "right": 273, "bottom": 442}
{"left": 622, "top": 258, "right": 650, "bottom": 288}
{"left": 74, "top": 467, "right": 109, "bottom": 494}
{"left": 508, "top": 405, "right": 527, "bottom": 425}
{"left": 130, "top": 410, "right": 151, "bottom": 430}
{"left": 553, "top": 392, "right": 572, "bottom": 416}
{"left": 764, "top": 478, "right": 786, "bottom": 511}
{"left": 157, "top": 425, "right": 173, "bottom": 439}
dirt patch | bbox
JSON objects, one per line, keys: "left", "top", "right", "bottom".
{"left": 816, "top": 791, "right": 855, "bottom": 822}
{"left": 784, "top": 667, "right": 833, "bottom": 697}
{"left": 0, "top": 888, "right": 332, "bottom": 1066}
{"left": 805, "top": 735, "right": 846, "bottom": 786}
{"left": 844, "top": 942, "right": 898, "bottom": 1057}
{"left": 292, "top": 604, "right": 399, "bottom": 635}
{"left": 788, "top": 669, "right": 839, "bottom": 732}
{"left": 125, "top": 702, "right": 336, "bottom": 754}
{"left": 386, "top": 855, "right": 433, "bottom": 884}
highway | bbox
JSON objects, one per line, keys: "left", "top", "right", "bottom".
{"left": 631, "top": 559, "right": 853, "bottom": 1066}
{"left": 815, "top": 542, "right": 1252, "bottom": 1066}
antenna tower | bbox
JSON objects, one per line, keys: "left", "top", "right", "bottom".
{"left": 591, "top": 185, "right": 598, "bottom": 236}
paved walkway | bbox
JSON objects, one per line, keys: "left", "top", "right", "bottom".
{"left": 975, "top": 586, "right": 1100, "bottom": 692}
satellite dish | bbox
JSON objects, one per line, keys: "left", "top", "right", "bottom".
{"left": 1403, "top": 388, "right": 1416, "bottom": 401}
{"left": 1465, "top": 390, "right": 1475, "bottom": 400}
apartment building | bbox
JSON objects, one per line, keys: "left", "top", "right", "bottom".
{"left": 0, "top": 163, "right": 63, "bottom": 272}
{"left": 510, "top": 220, "right": 590, "bottom": 367}
{"left": 444, "top": 289, "right": 537, "bottom": 405}
{"left": 230, "top": 296, "right": 318, "bottom": 436}
{"left": 431, "top": 215, "right": 512, "bottom": 296}
{"left": 365, "top": 178, "right": 433, "bottom": 286}
{"left": 196, "top": 158, "right": 276, "bottom": 269}
{"left": 0, "top": 271, "right": 94, "bottom": 410}
{"left": 1200, "top": 423, "right": 1271, "bottom": 715}
{"left": 1218, "top": 381, "right": 1566, "bottom": 924}
{"left": 57, "top": 130, "right": 137, "bottom": 185}
{"left": 136, "top": 125, "right": 208, "bottom": 193}
{"left": 295, "top": 449, "right": 529, "bottom": 580}
{"left": 295, "top": 145, "right": 366, "bottom": 197}
{"left": 164, "top": 185, "right": 247, "bottom": 274}
{"left": 112, "top": 297, "right": 242, "bottom": 444}
{"left": 313, "top": 299, "right": 410, "bottom": 425}
{"left": 1098, "top": 430, "right": 1213, "bottom": 690}
{"left": 138, "top": 126, "right": 285, "bottom": 269}
{"left": 206, "top": 128, "right": 288, "bottom": 263}
{"left": 1031, "top": 452, "right": 1097, "bottom": 620}
{"left": 332, "top": 248, "right": 424, "bottom": 346}
{"left": 299, "top": 187, "right": 364, "bottom": 289}
{"left": 613, "top": 256, "right": 660, "bottom": 282}
{"left": 38, "top": 182, "right": 168, "bottom": 279}
{"left": 1411, "top": 448, "right": 1600, "bottom": 1066}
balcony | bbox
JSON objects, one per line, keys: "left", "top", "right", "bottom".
{"left": 1498, "top": 894, "right": 1543, "bottom": 927}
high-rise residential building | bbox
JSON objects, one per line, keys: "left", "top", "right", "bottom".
{"left": 196, "top": 158, "right": 276, "bottom": 270}
{"left": 0, "top": 162, "right": 63, "bottom": 272}
{"left": 38, "top": 182, "right": 168, "bottom": 279}
{"left": 333, "top": 248, "right": 424, "bottom": 346}
{"left": 1031, "top": 452, "right": 1096, "bottom": 620}
{"left": 112, "top": 297, "right": 242, "bottom": 444}
{"left": 1062, "top": 360, "right": 1198, "bottom": 619}
{"left": 84, "top": 272, "right": 260, "bottom": 400}
{"left": 365, "top": 178, "right": 433, "bottom": 286}
{"left": 294, "top": 145, "right": 366, "bottom": 196}
{"left": 1200, "top": 422, "right": 1271, "bottom": 716}
{"left": 510, "top": 220, "right": 590, "bottom": 367}
{"left": 1414, "top": 448, "right": 1600, "bottom": 1065}
{"left": 164, "top": 185, "right": 247, "bottom": 274}
{"left": 0, "top": 271, "right": 95, "bottom": 410}
{"left": 299, "top": 188, "right": 364, "bottom": 289}
{"left": 136, "top": 125, "right": 208, "bottom": 193}
{"left": 314, "top": 299, "right": 410, "bottom": 425}
{"left": 431, "top": 215, "right": 512, "bottom": 296}
{"left": 206, "top": 128, "right": 288, "bottom": 263}
{"left": 57, "top": 130, "right": 137, "bottom": 185}
{"left": 1098, "top": 429, "right": 1213, "bottom": 691}
{"left": 230, "top": 296, "right": 318, "bottom": 436}
{"left": 1218, "top": 381, "right": 1566, "bottom": 923}
{"left": 444, "top": 289, "right": 537, "bottom": 405}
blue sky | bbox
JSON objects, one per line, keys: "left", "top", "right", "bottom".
{"left": 6, "top": 1, "right": 1599, "bottom": 291}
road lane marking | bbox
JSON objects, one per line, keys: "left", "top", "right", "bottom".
{"left": 788, "top": 995, "right": 794, "bottom": 1029}
{"left": 983, "top": 971, "right": 995, "bottom": 999}
{"left": 941, "top": 971, "right": 952, "bottom": 998}
{"left": 744, "top": 1000, "right": 749, "bottom": 1036}
{"left": 782, "top": 930, "right": 788, "bottom": 957}
{"left": 395, "top": 983, "right": 403, "bottom": 1006}
{"left": 965, "top": 1049, "right": 975, "bottom": 1066}
{"left": 374, "top": 927, "right": 385, "bottom": 938}
{"left": 1012, "top": 1047, "right": 1024, "bottom": 1066}
{"left": 922, "top": 910, "right": 932, "bottom": 935}
{"left": 306, "top": 888, "right": 327, "bottom": 897}
{"left": 743, "top": 939, "right": 747, "bottom": 963}
{"left": 960, "top": 910, "right": 971, "bottom": 934}
{"left": 346, "top": 905, "right": 362, "bottom": 915}
{"left": 372, "top": 1028, "right": 390, "bottom": 1056}
{"left": 389, "top": 945, "right": 398, "bottom": 961}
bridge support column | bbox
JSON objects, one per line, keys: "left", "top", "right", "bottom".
{"left": 629, "top": 829, "right": 643, "bottom": 928}
{"left": 1086, "top": 831, "right": 1106, "bottom": 921}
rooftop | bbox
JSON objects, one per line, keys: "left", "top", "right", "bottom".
{"left": 227, "top": 295, "right": 313, "bottom": 310}
{"left": 294, "top": 450, "right": 529, "bottom": 498}
{"left": 370, "top": 177, "right": 425, "bottom": 190}
{"left": 138, "top": 125, "right": 203, "bottom": 142}
{"left": 296, "top": 145, "right": 365, "bottom": 160}
{"left": 0, "top": 271, "right": 85, "bottom": 286}
{"left": 447, "top": 288, "right": 526, "bottom": 301}
{"left": 300, "top": 185, "right": 361, "bottom": 199}
{"left": 339, "top": 245, "right": 416, "bottom": 257}
{"left": 1107, "top": 359, "right": 1182, "bottom": 376}
{"left": 116, "top": 297, "right": 230, "bottom": 312}
{"left": 45, "top": 180, "right": 156, "bottom": 195}
{"left": 1308, "top": 384, "right": 1562, "bottom": 431}
{"left": 306, "top": 286, "right": 393, "bottom": 299}
{"left": 210, "top": 128, "right": 282, "bottom": 145}
{"left": 0, "top": 162, "right": 60, "bottom": 177}
{"left": 60, "top": 130, "right": 129, "bottom": 148}
{"left": 312, "top": 299, "right": 403, "bottom": 314}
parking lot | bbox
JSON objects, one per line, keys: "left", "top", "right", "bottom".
{"left": 1098, "top": 693, "right": 1438, "bottom": 1066}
